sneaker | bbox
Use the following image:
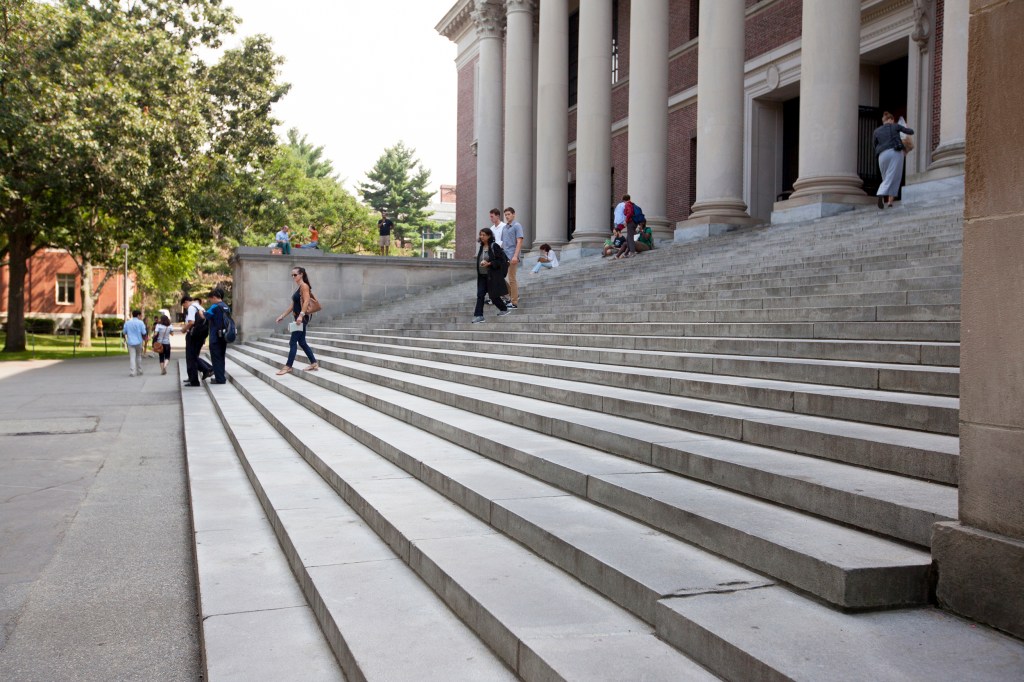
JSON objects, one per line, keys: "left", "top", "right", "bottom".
{"left": 483, "top": 298, "right": 492, "bottom": 305}
{"left": 161, "top": 366, "right": 167, "bottom": 375}
{"left": 497, "top": 309, "right": 512, "bottom": 317}
{"left": 507, "top": 303, "right": 518, "bottom": 309}
{"left": 471, "top": 316, "right": 485, "bottom": 323}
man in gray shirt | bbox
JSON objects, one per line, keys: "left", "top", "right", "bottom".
{"left": 501, "top": 207, "right": 524, "bottom": 308}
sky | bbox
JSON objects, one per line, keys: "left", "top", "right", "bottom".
{"left": 218, "top": 0, "right": 459, "bottom": 197}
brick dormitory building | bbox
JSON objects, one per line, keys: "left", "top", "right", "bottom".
{"left": 436, "top": 0, "right": 966, "bottom": 259}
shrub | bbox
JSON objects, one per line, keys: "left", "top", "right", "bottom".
{"left": 96, "top": 317, "right": 125, "bottom": 334}
{"left": 24, "top": 317, "right": 57, "bottom": 334}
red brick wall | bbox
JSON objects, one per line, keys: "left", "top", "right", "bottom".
{"left": 931, "top": 0, "right": 944, "bottom": 152}
{"left": 667, "top": 103, "right": 698, "bottom": 223}
{"left": 744, "top": 0, "right": 802, "bottom": 61}
{"left": 456, "top": 57, "right": 478, "bottom": 260}
{"left": 612, "top": 131, "right": 629, "bottom": 206}
{"left": 0, "top": 250, "right": 126, "bottom": 317}
{"left": 617, "top": 0, "right": 632, "bottom": 82}
{"left": 669, "top": 47, "right": 698, "bottom": 96}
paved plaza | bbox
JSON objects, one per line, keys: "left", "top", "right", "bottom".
{"left": 0, "top": 354, "right": 199, "bottom": 680}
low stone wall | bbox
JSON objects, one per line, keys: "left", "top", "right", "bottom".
{"left": 231, "top": 248, "right": 474, "bottom": 341}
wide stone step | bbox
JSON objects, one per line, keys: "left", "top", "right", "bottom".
{"left": 229, "top": 347, "right": 936, "bottom": 608}
{"left": 393, "top": 319, "right": 961, "bottom": 342}
{"left": 178, "top": 364, "right": 345, "bottom": 681}
{"left": 354, "top": 328, "right": 959, "bottom": 366}
{"left": 657, "top": 586, "right": 1024, "bottom": 681}
{"left": 216, "top": 357, "right": 717, "bottom": 679}
{"left": 297, "top": 332, "right": 960, "bottom": 430}
{"left": 524, "top": 303, "right": 959, "bottom": 324}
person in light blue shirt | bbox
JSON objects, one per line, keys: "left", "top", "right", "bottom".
{"left": 123, "top": 310, "right": 148, "bottom": 377}
{"left": 275, "top": 226, "right": 291, "bottom": 255}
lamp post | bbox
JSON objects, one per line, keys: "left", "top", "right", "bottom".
{"left": 121, "top": 243, "right": 129, "bottom": 320}
{"left": 421, "top": 226, "right": 426, "bottom": 258}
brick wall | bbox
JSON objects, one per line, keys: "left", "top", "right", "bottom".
{"left": 612, "top": 131, "right": 629, "bottom": 208}
{"left": 931, "top": 0, "right": 944, "bottom": 152}
{"left": 0, "top": 250, "right": 125, "bottom": 317}
{"left": 744, "top": 0, "right": 802, "bottom": 61}
{"left": 667, "top": 103, "right": 698, "bottom": 223}
{"left": 669, "top": 47, "right": 698, "bottom": 96}
{"left": 456, "top": 57, "right": 477, "bottom": 260}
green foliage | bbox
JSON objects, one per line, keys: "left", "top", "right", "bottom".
{"left": 243, "top": 134, "right": 377, "bottom": 254}
{"left": 0, "top": 0, "right": 288, "bottom": 352}
{"left": 358, "top": 142, "right": 433, "bottom": 242}
{"left": 407, "top": 220, "right": 456, "bottom": 257}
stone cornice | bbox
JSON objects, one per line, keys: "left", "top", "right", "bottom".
{"left": 436, "top": 0, "right": 474, "bottom": 41}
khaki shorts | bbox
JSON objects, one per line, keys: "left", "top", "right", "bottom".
{"left": 379, "top": 235, "right": 391, "bottom": 246}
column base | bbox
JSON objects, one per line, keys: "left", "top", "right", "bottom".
{"left": 674, "top": 214, "right": 761, "bottom": 243}
{"left": 771, "top": 193, "right": 877, "bottom": 224}
{"left": 932, "top": 521, "right": 1024, "bottom": 640}
{"left": 930, "top": 141, "right": 966, "bottom": 171}
{"left": 646, "top": 217, "right": 673, "bottom": 242}
{"left": 902, "top": 166, "right": 965, "bottom": 205}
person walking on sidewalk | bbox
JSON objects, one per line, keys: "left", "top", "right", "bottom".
{"left": 274, "top": 267, "right": 319, "bottom": 375}
{"left": 153, "top": 313, "right": 173, "bottom": 375}
{"left": 501, "top": 207, "right": 524, "bottom": 308}
{"left": 123, "top": 310, "right": 148, "bottom": 377}
{"left": 205, "top": 288, "right": 229, "bottom": 384}
{"left": 472, "top": 227, "right": 511, "bottom": 323}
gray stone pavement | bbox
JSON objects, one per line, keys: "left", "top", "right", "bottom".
{"left": 0, "top": 353, "right": 200, "bottom": 681}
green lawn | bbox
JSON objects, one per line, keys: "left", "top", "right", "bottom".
{"left": 0, "top": 333, "right": 128, "bottom": 361}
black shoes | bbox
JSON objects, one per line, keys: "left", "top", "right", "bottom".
{"left": 877, "top": 196, "right": 885, "bottom": 209}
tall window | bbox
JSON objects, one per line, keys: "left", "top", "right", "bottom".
{"left": 568, "top": 10, "right": 580, "bottom": 107}
{"left": 689, "top": 0, "right": 700, "bottom": 41}
{"left": 611, "top": 0, "right": 620, "bottom": 84}
{"left": 56, "top": 274, "right": 76, "bottom": 305}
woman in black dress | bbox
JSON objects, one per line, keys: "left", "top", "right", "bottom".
{"left": 472, "top": 227, "right": 511, "bottom": 323}
{"left": 274, "top": 266, "right": 319, "bottom": 374}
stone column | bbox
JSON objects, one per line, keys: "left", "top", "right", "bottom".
{"left": 473, "top": 1, "right": 504, "bottom": 224}
{"left": 567, "top": 0, "right": 613, "bottom": 255}
{"left": 775, "top": 0, "right": 869, "bottom": 222}
{"left": 627, "top": 0, "right": 670, "bottom": 240}
{"left": 503, "top": 0, "right": 536, "bottom": 248}
{"left": 677, "top": 0, "right": 757, "bottom": 240}
{"left": 534, "top": 0, "right": 569, "bottom": 246}
{"left": 932, "top": 0, "right": 1024, "bottom": 641}
{"left": 931, "top": 0, "right": 968, "bottom": 169}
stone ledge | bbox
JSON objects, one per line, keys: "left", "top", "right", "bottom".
{"left": 932, "top": 521, "right": 1024, "bottom": 640}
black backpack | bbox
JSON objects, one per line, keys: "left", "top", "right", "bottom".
{"left": 190, "top": 304, "right": 209, "bottom": 336}
{"left": 219, "top": 306, "right": 237, "bottom": 343}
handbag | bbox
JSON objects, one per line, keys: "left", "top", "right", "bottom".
{"left": 152, "top": 341, "right": 164, "bottom": 354}
{"left": 305, "top": 294, "right": 322, "bottom": 314}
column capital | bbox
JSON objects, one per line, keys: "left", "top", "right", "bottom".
{"left": 471, "top": 0, "right": 505, "bottom": 39}
{"left": 505, "top": 0, "right": 537, "bottom": 16}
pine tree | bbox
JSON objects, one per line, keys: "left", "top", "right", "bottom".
{"left": 358, "top": 142, "right": 433, "bottom": 242}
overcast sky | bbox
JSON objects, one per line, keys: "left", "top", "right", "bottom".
{"left": 220, "top": 0, "right": 459, "bottom": 197}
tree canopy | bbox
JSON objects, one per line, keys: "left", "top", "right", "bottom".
{"left": 0, "top": 0, "right": 288, "bottom": 350}
{"left": 358, "top": 142, "right": 433, "bottom": 242}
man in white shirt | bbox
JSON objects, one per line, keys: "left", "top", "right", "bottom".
{"left": 488, "top": 208, "right": 505, "bottom": 247}
{"left": 181, "top": 294, "right": 213, "bottom": 386}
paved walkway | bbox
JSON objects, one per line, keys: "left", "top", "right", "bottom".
{"left": 0, "top": 352, "right": 200, "bottom": 680}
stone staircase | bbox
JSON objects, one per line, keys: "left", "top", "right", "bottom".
{"left": 182, "top": 198, "right": 1024, "bottom": 680}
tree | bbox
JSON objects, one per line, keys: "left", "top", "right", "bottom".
{"left": 0, "top": 0, "right": 288, "bottom": 351}
{"left": 358, "top": 142, "right": 433, "bottom": 243}
{"left": 407, "top": 220, "right": 455, "bottom": 257}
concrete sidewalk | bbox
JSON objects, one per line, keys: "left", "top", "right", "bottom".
{"left": 0, "top": 352, "right": 200, "bottom": 680}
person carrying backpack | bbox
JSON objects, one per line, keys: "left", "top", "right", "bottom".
{"left": 181, "top": 294, "right": 213, "bottom": 386}
{"left": 205, "top": 288, "right": 230, "bottom": 384}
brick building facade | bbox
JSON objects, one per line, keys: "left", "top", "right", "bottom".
{"left": 437, "top": 0, "right": 964, "bottom": 259}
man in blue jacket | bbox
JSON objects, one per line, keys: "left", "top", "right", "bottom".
{"left": 205, "top": 288, "right": 229, "bottom": 385}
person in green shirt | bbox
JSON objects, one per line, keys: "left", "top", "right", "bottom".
{"left": 635, "top": 220, "right": 654, "bottom": 253}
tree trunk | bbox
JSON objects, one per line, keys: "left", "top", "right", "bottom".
{"left": 2, "top": 230, "right": 32, "bottom": 353}
{"left": 80, "top": 262, "right": 94, "bottom": 348}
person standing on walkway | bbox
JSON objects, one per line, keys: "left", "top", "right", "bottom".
{"left": 274, "top": 267, "right": 319, "bottom": 375}
{"left": 873, "top": 111, "right": 914, "bottom": 209}
{"left": 275, "top": 226, "right": 292, "bottom": 254}
{"left": 501, "top": 207, "right": 524, "bottom": 308}
{"left": 472, "top": 227, "right": 511, "bottom": 323}
{"left": 182, "top": 295, "right": 212, "bottom": 386}
{"left": 377, "top": 210, "right": 395, "bottom": 256}
{"left": 123, "top": 310, "right": 148, "bottom": 377}
{"left": 153, "top": 313, "right": 173, "bottom": 375}
{"left": 205, "top": 288, "right": 229, "bottom": 385}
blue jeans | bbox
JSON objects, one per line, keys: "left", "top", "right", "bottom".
{"left": 287, "top": 324, "right": 316, "bottom": 367}
{"left": 277, "top": 240, "right": 291, "bottom": 255}
{"left": 209, "top": 338, "right": 227, "bottom": 383}
{"left": 532, "top": 262, "right": 553, "bottom": 273}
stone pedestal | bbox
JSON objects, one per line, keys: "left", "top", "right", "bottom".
{"left": 931, "top": 0, "right": 1024, "bottom": 640}
{"left": 771, "top": 193, "right": 875, "bottom": 224}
